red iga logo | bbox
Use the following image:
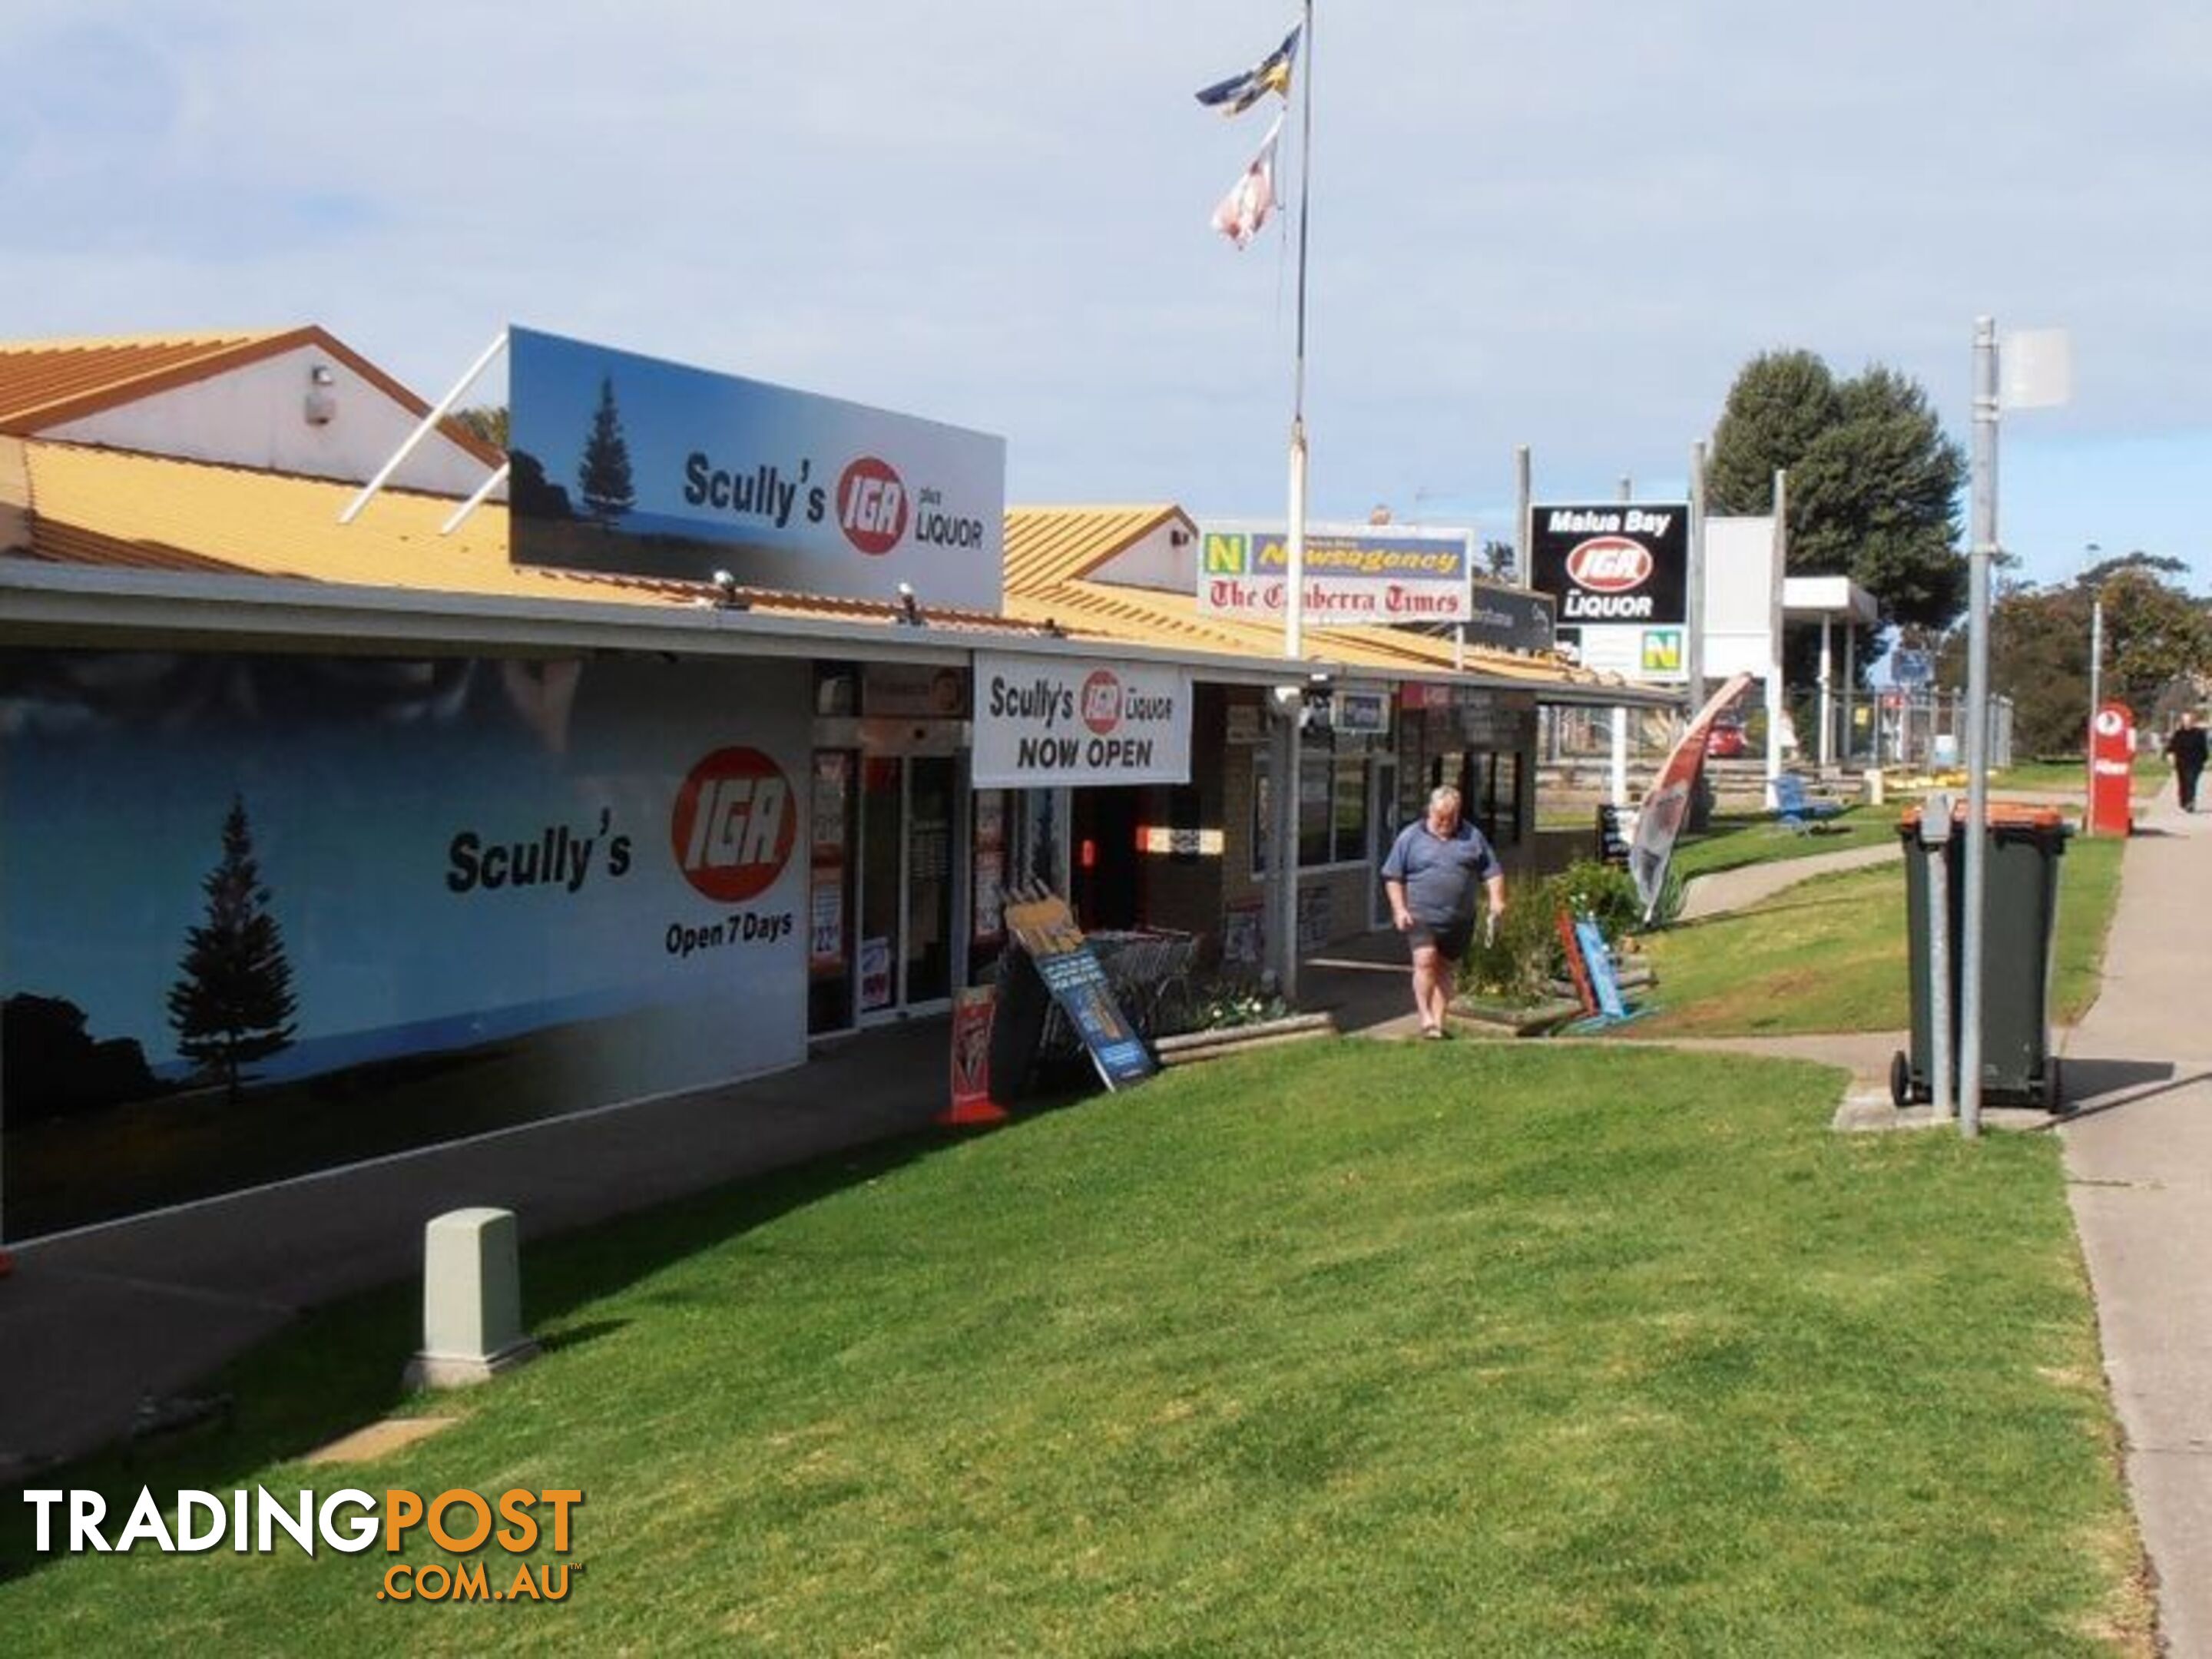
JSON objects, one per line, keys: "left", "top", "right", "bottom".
{"left": 1564, "top": 536, "right": 1653, "bottom": 591}
{"left": 671, "top": 748, "right": 796, "bottom": 902}
{"left": 836, "top": 457, "right": 907, "bottom": 555}
{"left": 1080, "top": 670, "right": 1123, "bottom": 735}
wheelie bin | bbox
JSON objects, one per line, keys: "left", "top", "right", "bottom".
{"left": 1892, "top": 803, "right": 2068, "bottom": 1109}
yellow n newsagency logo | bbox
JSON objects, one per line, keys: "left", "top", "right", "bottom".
{"left": 1641, "top": 629, "right": 1683, "bottom": 673}
{"left": 1204, "top": 533, "right": 1252, "bottom": 575}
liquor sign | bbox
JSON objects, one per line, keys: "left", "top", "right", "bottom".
{"left": 1462, "top": 580, "right": 1557, "bottom": 655}
{"left": 1530, "top": 503, "right": 1689, "bottom": 684}
{"left": 1195, "top": 522, "right": 1472, "bottom": 624}
{"left": 508, "top": 326, "right": 1005, "bottom": 610}
{"left": 972, "top": 651, "right": 1191, "bottom": 789}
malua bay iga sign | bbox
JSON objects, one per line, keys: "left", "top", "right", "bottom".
{"left": 972, "top": 652, "right": 1192, "bottom": 788}
{"left": 1529, "top": 505, "right": 1687, "bottom": 624}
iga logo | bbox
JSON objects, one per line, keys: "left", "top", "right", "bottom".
{"left": 836, "top": 457, "right": 907, "bottom": 555}
{"left": 671, "top": 748, "right": 797, "bottom": 902}
{"left": 1080, "top": 671, "right": 1123, "bottom": 734}
{"left": 1564, "top": 536, "right": 1653, "bottom": 592}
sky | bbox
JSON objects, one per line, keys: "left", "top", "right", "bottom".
{"left": 3, "top": 2, "right": 2208, "bottom": 596}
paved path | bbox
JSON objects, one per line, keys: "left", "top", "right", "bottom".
{"left": 2060, "top": 783, "right": 2212, "bottom": 1657}
{"left": 1676, "top": 837, "right": 1900, "bottom": 920}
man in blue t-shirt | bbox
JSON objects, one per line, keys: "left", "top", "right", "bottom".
{"left": 1380, "top": 784, "right": 1505, "bottom": 1039}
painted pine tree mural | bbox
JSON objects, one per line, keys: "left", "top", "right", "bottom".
{"left": 167, "top": 794, "right": 298, "bottom": 1103}
{"left": 577, "top": 375, "right": 635, "bottom": 524}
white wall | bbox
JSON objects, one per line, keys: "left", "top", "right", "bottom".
{"left": 44, "top": 345, "right": 495, "bottom": 497}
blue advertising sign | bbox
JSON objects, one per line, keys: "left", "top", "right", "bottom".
{"left": 1196, "top": 521, "right": 1472, "bottom": 624}
{"left": 508, "top": 326, "right": 1006, "bottom": 611}
{"left": 1002, "top": 890, "right": 1156, "bottom": 1090}
{"left": 0, "top": 646, "right": 811, "bottom": 1239}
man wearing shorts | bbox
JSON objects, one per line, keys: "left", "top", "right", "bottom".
{"left": 1380, "top": 785, "right": 1505, "bottom": 1039}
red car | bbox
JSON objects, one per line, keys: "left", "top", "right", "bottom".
{"left": 1706, "top": 719, "right": 1747, "bottom": 759}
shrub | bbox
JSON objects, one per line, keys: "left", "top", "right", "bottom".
{"left": 1460, "top": 859, "right": 1646, "bottom": 1005}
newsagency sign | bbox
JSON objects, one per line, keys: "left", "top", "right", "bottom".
{"left": 1196, "top": 522, "right": 1470, "bottom": 624}
{"left": 972, "top": 652, "right": 1191, "bottom": 789}
{"left": 507, "top": 326, "right": 1005, "bottom": 611}
{"left": 1529, "top": 502, "right": 1689, "bottom": 684}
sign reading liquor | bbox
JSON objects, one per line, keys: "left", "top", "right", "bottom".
{"left": 1196, "top": 522, "right": 1471, "bottom": 623}
{"left": 972, "top": 652, "right": 1191, "bottom": 788}
{"left": 508, "top": 326, "right": 1006, "bottom": 611}
{"left": 1530, "top": 502, "right": 1690, "bottom": 683}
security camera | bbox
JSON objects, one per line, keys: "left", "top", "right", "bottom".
{"left": 710, "top": 569, "right": 748, "bottom": 611}
{"left": 1269, "top": 684, "right": 1303, "bottom": 714}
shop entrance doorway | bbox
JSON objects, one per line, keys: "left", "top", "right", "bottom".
{"left": 856, "top": 753, "right": 956, "bottom": 1021}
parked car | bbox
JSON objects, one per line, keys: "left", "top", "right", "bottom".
{"left": 1706, "top": 718, "right": 1747, "bottom": 759}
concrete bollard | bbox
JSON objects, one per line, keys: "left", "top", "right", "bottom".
{"left": 402, "top": 1207, "right": 539, "bottom": 1391}
{"left": 1864, "top": 767, "right": 1886, "bottom": 806}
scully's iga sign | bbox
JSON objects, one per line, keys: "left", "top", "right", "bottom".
{"left": 507, "top": 326, "right": 1006, "bottom": 610}
{"left": 1528, "top": 505, "right": 1688, "bottom": 626}
{"left": 1196, "top": 522, "right": 1472, "bottom": 623}
{"left": 971, "top": 651, "right": 1191, "bottom": 789}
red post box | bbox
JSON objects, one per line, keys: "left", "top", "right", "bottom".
{"left": 2086, "top": 701, "right": 2134, "bottom": 836}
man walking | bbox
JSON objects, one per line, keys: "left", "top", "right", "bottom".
{"left": 1381, "top": 785, "right": 1506, "bottom": 1039}
{"left": 2165, "top": 710, "right": 2207, "bottom": 812}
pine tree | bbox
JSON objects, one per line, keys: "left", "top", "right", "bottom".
{"left": 577, "top": 376, "right": 635, "bottom": 523}
{"left": 167, "top": 795, "right": 298, "bottom": 1102}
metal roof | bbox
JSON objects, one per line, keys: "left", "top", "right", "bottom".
{"left": 0, "top": 328, "right": 504, "bottom": 469}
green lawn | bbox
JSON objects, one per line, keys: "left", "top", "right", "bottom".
{"left": 0, "top": 1044, "right": 2147, "bottom": 1655}
{"left": 1668, "top": 804, "right": 1896, "bottom": 885}
{"left": 1634, "top": 833, "right": 2124, "bottom": 1036}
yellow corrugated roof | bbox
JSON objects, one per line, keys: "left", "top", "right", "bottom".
{"left": 1004, "top": 504, "right": 1186, "bottom": 592}
{"left": 7, "top": 440, "right": 1034, "bottom": 634}
{"left": 0, "top": 328, "right": 504, "bottom": 469}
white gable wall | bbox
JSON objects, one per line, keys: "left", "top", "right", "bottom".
{"left": 41, "top": 344, "right": 495, "bottom": 497}
{"left": 1082, "top": 516, "right": 1197, "bottom": 594}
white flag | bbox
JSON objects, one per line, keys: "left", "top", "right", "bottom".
{"left": 1210, "top": 114, "right": 1283, "bottom": 250}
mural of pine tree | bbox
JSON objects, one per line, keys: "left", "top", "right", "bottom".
{"left": 167, "top": 794, "right": 298, "bottom": 1103}
{"left": 577, "top": 375, "right": 635, "bottom": 523}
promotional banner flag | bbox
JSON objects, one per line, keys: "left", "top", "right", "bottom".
{"left": 1211, "top": 114, "right": 1283, "bottom": 249}
{"left": 1194, "top": 24, "right": 1301, "bottom": 115}
{"left": 1629, "top": 672, "right": 1753, "bottom": 923}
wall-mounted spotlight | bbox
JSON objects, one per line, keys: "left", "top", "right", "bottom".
{"left": 711, "top": 568, "right": 749, "bottom": 611}
{"left": 895, "top": 581, "right": 926, "bottom": 627}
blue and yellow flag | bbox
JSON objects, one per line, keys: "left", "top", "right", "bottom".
{"left": 1194, "top": 24, "right": 1300, "bottom": 117}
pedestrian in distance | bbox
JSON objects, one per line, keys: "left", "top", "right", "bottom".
{"left": 2165, "top": 710, "right": 2207, "bottom": 812}
{"left": 1381, "top": 785, "right": 1506, "bottom": 1040}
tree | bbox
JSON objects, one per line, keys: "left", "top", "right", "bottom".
{"left": 167, "top": 795, "right": 298, "bottom": 1102}
{"left": 1707, "top": 350, "right": 1967, "bottom": 682}
{"left": 449, "top": 404, "right": 509, "bottom": 450}
{"left": 576, "top": 377, "right": 634, "bottom": 524}
{"left": 1939, "top": 555, "right": 2211, "bottom": 754}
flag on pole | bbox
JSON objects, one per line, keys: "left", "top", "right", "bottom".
{"left": 1210, "top": 113, "right": 1283, "bottom": 249}
{"left": 1194, "top": 24, "right": 1301, "bottom": 116}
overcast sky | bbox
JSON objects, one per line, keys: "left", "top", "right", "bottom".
{"left": 5, "top": 2, "right": 2207, "bottom": 592}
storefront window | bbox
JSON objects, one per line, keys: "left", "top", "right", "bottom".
{"left": 1254, "top": 748, "right": 1381, "bottom": 874}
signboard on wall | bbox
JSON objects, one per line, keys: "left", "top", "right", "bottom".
{"left": 972, "top": 651, "right": 1192, "bottom": 788}
{"left": 0, "top": 647, "right": 812, "bottom": 1240}
{"left": 1530, "top": 502, "right": 1689, "bottom": 684}
{"left": 507, "top": 325, "right": 1006, "bottom": 609}
{"left": 1195, "top": 521, "right": 1472, "bottom": 624}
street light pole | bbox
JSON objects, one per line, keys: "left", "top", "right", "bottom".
{"left": 2085, "top": 542, "right": 2104, "bottom": 769}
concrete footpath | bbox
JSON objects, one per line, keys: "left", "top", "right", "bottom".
{"left": 2059, "top": 786, "right": 2212, "bottom": 1658}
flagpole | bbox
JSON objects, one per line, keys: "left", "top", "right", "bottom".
{"left": 1271, "top": 1, "right": 1315, "bottom": 1005}
{"left": 1284, "top": 0, "right": 1314, "bottom": 664}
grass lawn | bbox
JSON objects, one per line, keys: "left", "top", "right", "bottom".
{"left": 0, "top": 1044, "right": 2148, "bottom": 1655}
{"left": 1668, "top": 804, "right": 1896, "bottom": 886}
{"left": 1994, "top": 760, "right": 2161, "bottom": 800}
{"left": 1632, "top": 833, "right": 2124, "bottom": 1037}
